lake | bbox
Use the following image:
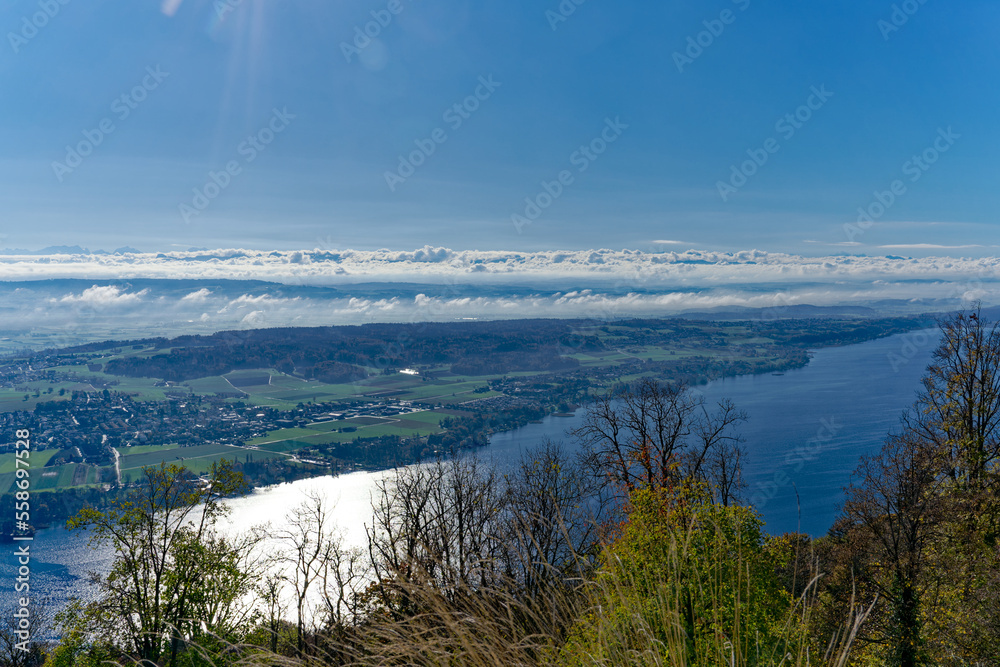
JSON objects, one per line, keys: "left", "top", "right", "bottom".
{"left": 1, "top": 328, "right": 939, "bottom": 618}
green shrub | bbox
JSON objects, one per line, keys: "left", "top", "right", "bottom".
{"left": 560, "top": 485, "right": 809, "bottom": 666}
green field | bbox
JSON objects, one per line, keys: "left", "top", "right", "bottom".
{"left": 179, "top": 370, "right": 370, "bottom": 409}
{"left": 185, "top": 376, "right": 241, "bottom": 394}
{"left": 118, "top": 442, "right": 283, "bottom": 474}
{"left": 36, "top": 364, "right": 182, "bottom": 401}
{"left": 393, "top": 410, "right": 449, "bottom": 425}
{"left": 302, "top": 420, "right": 344, "bottom": 432}
{"left": 0, "top": 388, "right": 74, "bottom": 411}
{"left": 344, "top": 416, "right": 390, "bottom": 426}
{"left": 1, "top": 462, "right": 108, "bottom": 494}
{"left": 256, "top": 441, "right": 307, "bottom": 454}
{"left": 0, "top": 450, "right": 95, "bottom": 493}
{"left": 247, "top": 428, "right": 319, "bottom": 446}
{"left": 185, "top": 369, "right": 500, "bottom": 409}
{"left": 245, "top": 410, "right": 448, "bottom": 453}
{"left": 9, "top": 363, "right": 495, "bottom": 410}
{"left": 116, "top": 444, "right": 180, "bottom": 456}
{"left": 0, "top": 448, "right": 59, "bottom": 473}
{"left": 224, "top": 371, "right": 272, "bottom": 389}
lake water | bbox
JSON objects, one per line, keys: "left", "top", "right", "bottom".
{"left": 489, "top": 328, "right": 937, "bottom": 535}
{"left": 1, "top": 329, "right": 938, "bottom": 618}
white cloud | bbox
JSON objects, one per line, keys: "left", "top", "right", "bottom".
{"left": 181, "top": 288, "right": 212, "bottom": 302}
{"left": 240, "top": 311, "right": 267, "bottom": 327}
{"left": 55, "top": 285, "right": 149, "bottom": 306}
{"left": 219, "top": 293, "right": 300, "bottom": 313}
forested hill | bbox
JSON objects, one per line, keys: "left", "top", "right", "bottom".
{"left": 55, "top": 316, "right": 934, "bottom": 383}
{"left": 97, "top": 320, "right": 585, "bottom": 382}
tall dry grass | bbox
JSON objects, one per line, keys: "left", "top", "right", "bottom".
{"left": 234, "top": 513, "right": 872, "bottom": 667}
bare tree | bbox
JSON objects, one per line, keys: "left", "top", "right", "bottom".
{"left": 362, "top": 449, "right": 606, "bottom": 659}
{"left": 366, "top": 456, "right": 507, "bottom": 610}
{"left": 258, "top": 574, "right": 288, "bottom": 655}
{"left": 503, "top": 441, "right": 607, "bottom": 596}
{"left": 696, "top": 398, "right": 747, "bottom": 506}
{"left": 0, "top": 598, "right": 51, "bottom": 667}
{"left": 273, "top": 491, "right": 360, "bottom": 657}
{"left": 367, "top": 463, "right": 439, "bottom": 614}
{"left": 319, "top": 535, "right": 367, "bottom": 635}
{"left": 573, "top": 378, "right": 747, "bottom": 501}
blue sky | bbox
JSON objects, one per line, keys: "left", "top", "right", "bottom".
{"left": 0, "top": 0, "right": 997, "bottom": 256}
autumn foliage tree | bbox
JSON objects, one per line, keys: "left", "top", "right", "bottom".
{"left": 830, "top": 306, "right": 1000, "bottom": 666}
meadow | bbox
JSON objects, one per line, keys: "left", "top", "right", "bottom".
{"left": 246, "top": 410, "right": 448, "bottom": 453}
{"left": 117, "top": 442, "right": 285, "bottom": 477}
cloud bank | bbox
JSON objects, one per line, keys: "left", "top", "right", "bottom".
{"left": 0, "top": 247, "right": 995, "bottom": 350}
{"left": 0, "top": 246, "right": 997, "bottom": 288}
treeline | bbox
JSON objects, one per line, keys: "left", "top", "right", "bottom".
{"left": 449, "top": 350, "right": 578, "bottom": 375}
{"left": 783, "top": 319, "right": 930, "bottom": 346}
{"left": 428, "top": 403, "right": 550, "bottom": 450}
